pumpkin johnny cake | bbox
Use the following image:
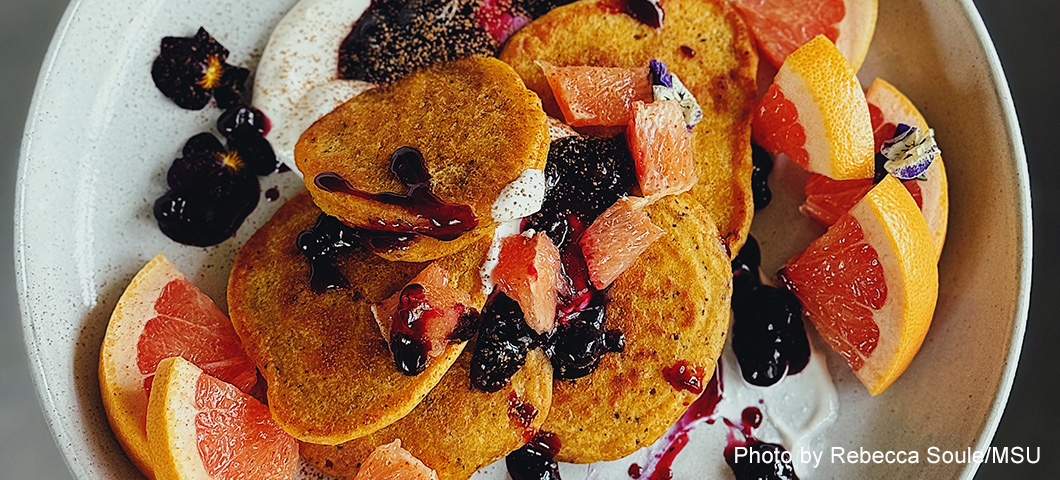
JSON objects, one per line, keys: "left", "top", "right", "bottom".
{"left": 295, "top": 56, "right": 551, "bottom": 263}
{"left": 228, "top": 192, "right": 494, "bottom": 445}
{"left": 500, "top": 0, "right": 758, "bottom": 254}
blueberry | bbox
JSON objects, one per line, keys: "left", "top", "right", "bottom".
{"left": 726, "top": 441, "right": 799, "bottom": 480}
{"left": 731, "top": 235, "right": 762, "bottom": 307}
{"left": 544, "top": 292, "right": 615, "bottom": 380}
{"left": 217, "top": 105, "right": 269, "bottom": 138}
{"left": 153, "top": 173, "right": 259, "bottom": 247}
{"left": 751, "top": 143, "right": 773, "bottom": 211}
{"left": 507, "top": 432, "right": 562, "bottom": 480}
{"left": 296, "top": 214, "right": 362, "bottom": 291}
{"left": 470, "top": 291, "right": 536, "bottom": 392}
{"left": 732, "top": 285, "right": 810, "bottom": 386}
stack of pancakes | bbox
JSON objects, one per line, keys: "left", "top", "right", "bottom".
{"left": 227, "top": 0, "right": 755, "bottom": 478}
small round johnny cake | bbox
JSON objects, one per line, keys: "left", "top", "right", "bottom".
{"left": 295, "top": 56, "right": 551, "bottom": 263}
{"left": 227, "top": 193, "right": 492, "bottom": 445}
{"left": 499, "top": 0, "right": 758, "bottom": 255}
{"left": 541, "top": 193, "right": 733, "bottom": 463}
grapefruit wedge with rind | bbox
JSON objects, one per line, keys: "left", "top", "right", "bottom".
{"left": 99, "top": 254, "right": 257, "bottom": 478}
{"left": 734, "top": 0, "right": 878, "bottom": 71}
{"left": 146, "top": 356, "right": 298, "bottom": 480}
{"left": 781, "top": 176, "right": 937, "bottom": 395}
{"left": 753, "top": 35, "right": 874, "bottom": 180}
{"left": 801, "top": 78, "right": 948, "bottom": 260}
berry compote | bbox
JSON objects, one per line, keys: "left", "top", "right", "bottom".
{"left": 469, "top": 291, "right": 537, "bottom": 392}
{"left": 506, "top": 431, "right": 563, "bottom": 480}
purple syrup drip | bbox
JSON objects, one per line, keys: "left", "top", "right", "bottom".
{"left": 638, "top": 366, "right": 724, "bottom": 480}
{"left": 723, "top": 408, "right": 799, "bottom": 480}
{"left": 625, "top": 0, "right": 664, "bottom": 29}
{"left": 314, "top": 146, "right": 479, "bottom": 242}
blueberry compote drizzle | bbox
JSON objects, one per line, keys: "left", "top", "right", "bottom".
{"left": 508, "top": 392, "right": 540, "bottom": 441}
{"left": 724, "top": 408, "right": 799, "bottom": 480}
{"left": 297, "top": 214, "right": 360, "bottom": 292}
{"left": 730, "top": 235, "right": 810, "bottom": 387}
{"left": 470, "top": 291, "right": 537, "bottom": 392}
{"left": 506, "top": 431, "right": 563, "bottom": 480}
{"left": 624, "top": 0, "right": 665, "bottom": 29}
{"left": 751, "top": 143, "right": 773, "bottom": 210}
{"left": 662, "top": 361, "right": 705, "bottom": 394}
{"left": 524, "top": 136, "right": 636, "bottom": 380}
{"left": 636, "top": 367, "right": 723, "bottom": 480}
{"left": 315, "top": 147, "right": 478, "bottom": 242}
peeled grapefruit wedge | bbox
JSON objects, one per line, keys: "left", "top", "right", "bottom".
{"left": 537, "top": 61, "right": 652, "bottom": 127}
{"left": 355, "top": 439, "right": 440, "bottom": 480}
{"left": 581, "top": 197, "right": 665, "bottom": 289}
{"left": 146, "top": 356, "right": 298, "bottom": 480}
{"left": 627, "top": 100, "right": 697, "bottom": 199}
{"left": 753, "top": 35, "right": 875, "bottom": 180}
{"left": 780, "top": 176, "right": 937, "bottom": 395}
{"left": 801, "top": 78, "right": 948, "bottom": 260}
{"left": 733, "top": 0, "right": 878, "bottom": 71}
{"left": 99, "top": 254, "right": 257, "bottom": 477}
{"left": 493, "top": 231, "right": 562, "bottom": 334}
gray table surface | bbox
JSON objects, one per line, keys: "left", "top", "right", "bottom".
{"left": 1, "top": 0, "right": 1055, "bottom": 478}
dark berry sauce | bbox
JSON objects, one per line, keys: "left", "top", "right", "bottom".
{"left": 623, "top": 0, "right": 664, "bottom": 29}
{"left": 508, "top": 392, "right": 540, "bottom": 441}
{"left": 470, "top": 291, "right": 537, "bottom": 392}
{"left": 731, "top": 235, "right": 761, "bottom": 308}
{"left": 628, "top": 463, "right": 643, "bottom": 478}
{"left": 523, "top": 136, "right": 635, "bottom": 380}
{"left": 296, "top": 214, "right": 360, "bottom": 292}
{"left": 638, "top": 367, "right": 723, "bottom": 479}
{"left": 724, "top": 409, "right": 799, "bottom": 480}
{"left": 265, "top": 187, "right": 280, "bottom": 201}
{"left": 315, "top": 146, "right": 478, "bottom": 242}
{"left": 506, "top": 431, "right": 563, "bottom": 480}
{"left": 389, "top": 284, "right": 449, "bottom": 375}
{"left": 662, "top": 361, "right": 706, "bottom": 394}
{"left": 732, "top": 285, "right": 810, "bottom": 387}
{"left": 751, "top": 143, "right": 773, "bottom": 211}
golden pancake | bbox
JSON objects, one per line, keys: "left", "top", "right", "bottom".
{"left": 227, "top": 192, "right": 491, "bottom": 445}
{"left": 541, "top": 193, "right": 732, "bottom": 463}
{"left": 499, "top": 0, "right": 757, "bottom": 255}
{"left": 301, "top": 348, "right": 553, "bottom": 480}
{"left": 295, "top": 56, "right": 550, "bottom": 262}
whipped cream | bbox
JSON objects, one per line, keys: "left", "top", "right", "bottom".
{"left": 252, "top": 0, "right": 372, "bottom": 174}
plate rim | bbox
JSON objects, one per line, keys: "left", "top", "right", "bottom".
{"left": 12, "top": 0, "right": 1032, "bottom": 479}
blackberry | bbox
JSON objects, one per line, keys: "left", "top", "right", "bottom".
{"left": 470, "top": 292, "right": 536, "bottom": 392}
{"left": 751, "top": 143, "right": 773, "bottom": 210}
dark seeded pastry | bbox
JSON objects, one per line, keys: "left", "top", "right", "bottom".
{"left": 499, "top": 0, "right": 758, "bottom": 255}
{"left": 295, "top": 56, "right": 550, "bottom": 263}
{"left": 540, "top": 193, "right": 732, "bottom": 463}
{"left": 227, "top": 192, "right": 491, "bottom": 445}
{"left": 301, "top": 347, "right": 553, "bottom": 480}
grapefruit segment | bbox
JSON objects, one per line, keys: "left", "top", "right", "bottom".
{"left": 734, "top": 0, "right": 878, "bottom": 71}
{"left": 493, "top": 231, "right": 562, "bottom": 334}
{"left": 373, "top": 263, "right": 473, "bottom": 357}
{"left": 800, "top": 78, "right": 947, "bottom": 260}
{"left": 753, "top": 35, "right": 875, "bottom": 180}
{"left": 627, "top": 100, "right": 697, "bottom": 199}
{"left": 538, "top": 61, "right": 652, "bottom": 127}
{"left": 99, "top": 254, "right": 257, "bottom": 478}
{"left": 781, "top": 176, "right": 937, "bottom": 395}
{"left": 146, "top": 356, "right": 298, "bottom": 480}
{"left": 581, "top": 197, "right": 665, "bottom": 289}
{"left": 354, "top": 440, "right": 440, "bottom": 480}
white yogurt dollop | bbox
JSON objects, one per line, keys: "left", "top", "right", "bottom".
{"left": 491, "top": 169, "right": 547, "bottom": 222}
{"left": 252, "top": 0, "right": 372, "bottom": 174}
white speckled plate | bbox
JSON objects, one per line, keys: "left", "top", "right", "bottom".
{"left": 15, "top": 0, "right": 1030, "bottom": 479}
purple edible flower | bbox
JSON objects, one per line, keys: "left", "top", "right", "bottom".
{"left": 649, "top": 59, "right": 673, "bottom": 88}
{"left": 151, "top": 27, "right": 248, "bottom": 110}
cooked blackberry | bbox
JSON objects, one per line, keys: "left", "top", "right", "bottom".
{"left": 525, "top": 136, "right": 636, "bottom": 250}
{"left": 470, "top": 292, "right": 536, "bottom": 392}
{"left": 153, "top": 172, "right": 259, "bottom": 247}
